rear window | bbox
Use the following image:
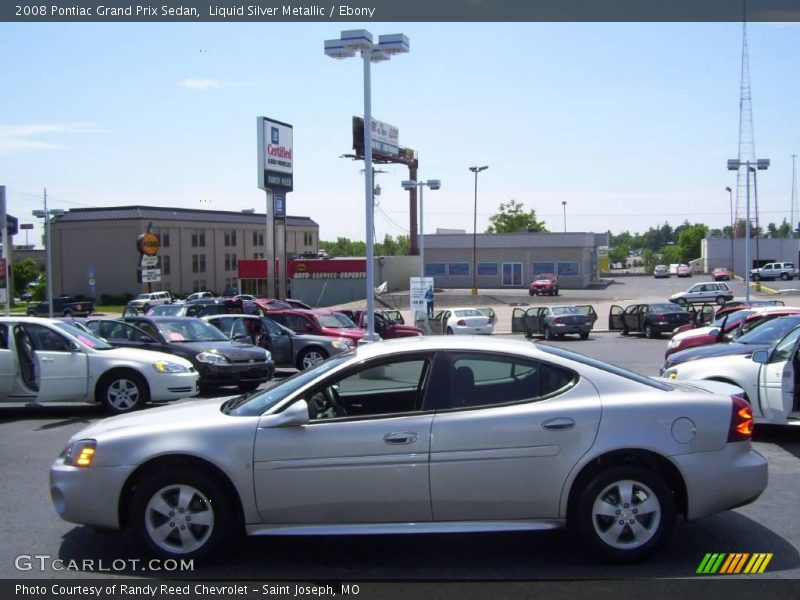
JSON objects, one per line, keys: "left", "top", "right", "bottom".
{"left": 538, "top": 344, "right": 673, "bottom": 391}
{"left": 454, "top": 309, "right": 484, "bottom": 317}
{"left": 651, "top": 303, "right": 685, "bottom": 313}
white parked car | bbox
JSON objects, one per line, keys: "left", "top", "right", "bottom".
{"left": 126, "top": 291, "right": 173, "bottom": 313}
{"left": 430, "top": 307, "right": 495, "bottom": 335}
{"left": 662, "top": 323, "right": 800, "bottom": 425}
{"left": 0, "top": 317, "right": 198, "bottom": 414}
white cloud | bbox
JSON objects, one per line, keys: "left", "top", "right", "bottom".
{"left": 0, "top": 122, "right": 109, "bottom": 155}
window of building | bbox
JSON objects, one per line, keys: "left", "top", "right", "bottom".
{"left": 192, "top": 254, "right": 206, "bottom": 273}
{"left": 533, "top": 262, "right": 556, "bottom": 277}
{"left": 162, "top": 255, "right": 171, "bottom": 275}
{"left": 502, "top": 262, "right": 522, "bottom": 286}
{"left": 224, "top": 254, "right": 230, "bottom": 271}
{"left": 224, "top": 230, "right": 238, "bottom": 247}
{"left": 253, "top": 231, "right": 264, "bottom": 246}
{"left": 425, "top": 263, "right": 446, "bottom": 277}
{"left": 161, "top": 231, "right": 170, "bottom": 248}
{"left": 303, "top": 231, "right": 313, "bottom": 247}
{"left": 199, "top": 255, "right": 206, "bottom": 273}
{"left": 448, "top": 263, "right": 470, "bottom": 276}
{"left": 192, "top": 280, "right": 207, "bottom": 293}
{"left": 191, "top": 230, "right": 206, "bottom": 247}
{"left": 477, "top": 263, "right": 498, "bottom": 277}
{"left": 557, "top": 262, "right": 580, "bottom": 277}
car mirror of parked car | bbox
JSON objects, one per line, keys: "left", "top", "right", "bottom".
{"left": 752, "top": 350, "right": 769, "bottom": 364}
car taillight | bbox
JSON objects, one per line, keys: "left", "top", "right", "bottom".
{"left": 554, "top": 317, "right": 563, "bottom": 324}
{"left": 727, "top": 395, "right": 754, "bottom": 442}
{"left": 457, "top": 319, "right": 466, "bottom": 326}
{"left": 657, "top": 315, "right": 667, "bottom": 322}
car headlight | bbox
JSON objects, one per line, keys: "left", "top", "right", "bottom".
{"left": 263, "top": 349, "right": 272, "bottom": 361}
{"left": 153, "top": 360, "right": 190, "bottom": 373}
{"left": 196, "top": 351, "right": 230, "bottom": 365}
{"left": 663, "top": 368, "right": 678, "bottom": 379}
{"left": 667, "top": 338, "right": 679, "bottom": 349}
{"left": 62, "top": 439, "right": 97, "bottom": 468}
{"left": 330, "top": 340, "right": 351, "bottom": 350}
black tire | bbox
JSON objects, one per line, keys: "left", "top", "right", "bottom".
{"left": 143, "top": 304, "right": 151, "bottom": 313}
{"left": 528, "top": 290, "right": 534, "bottom": 297}
{"left": 621, "top": 328, "right": 629, "bottom": 336}
{"left": 579, "top": 332, "right": 589, "bottom": 340}
{"left": 446, "top": 327, "right": 454, "bottom": 335}
{"left": 524, "top": 329, "right": 533, "bottom": 339}
{"left": 573, "top": 465, "right": 676, "bottom": 563}
{"left": 26, "top": 310, "right": 37, "bottom": 317}
{"left": 716, "top": 296, "right": 726, "bottom": 305}
{"left": 781, "top": 273, "right": 789, "bottom": 281}
{"left": 97, "top": 371, "right": 149, "bottom": 414}
{"left": 297, "top": 347, "right": 329, "bottom": 370}
{"left": 554, "top": 289, "right": 559, "bottom": 296}
{"left": 544, "top": 326, "right": 554, "bottom": 341}
{"left": 644, "top": 324, "right": 659, "bottom": 339}
{"left": 238, "top": 382, "right": 260, "bottom": 393}
{"left": 62, "top": 309, "right": 73, "bottom": 317}
{"left": 130, "top": 468, "right": 237, "bottom": 561}
{"left": 752, "top": 273, "right": 760, "bottom": 281}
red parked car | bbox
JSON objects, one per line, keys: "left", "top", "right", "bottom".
{"left": 528, "top": 273, "right": 559, "bottom": 296}
{"left": 664, "top": 306, "right": 800, "bottom": 359}
{"left": 713, "top": 267, "right": 732, "bottom": 281}
{"left": 267, "top": 309, "right": 366, "bottom": 342}
{"left": 337, "top": 309, "right": 423, "bottom": 339}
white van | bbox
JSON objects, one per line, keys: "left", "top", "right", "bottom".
{"left": 126, "top": 291, "right": 173, "bottom": 312}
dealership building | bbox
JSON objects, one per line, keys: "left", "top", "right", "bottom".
{"left": 50, "top": 206, "right": 319, "bottom": 298}
{"left": 422, "top": 231, "right": 609, "bottom": 289}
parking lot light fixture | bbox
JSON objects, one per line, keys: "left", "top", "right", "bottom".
{"left": 727, "top": 158, "right": 770, "bottom": 303}
{"left": 401, "top": 179, "right": 441, "bottom": 280}
{"left": 325, "top": 29, "right": 409, "bottom": 342}
{"left": 469, "top": 165, "right": 488, "bottom": 296}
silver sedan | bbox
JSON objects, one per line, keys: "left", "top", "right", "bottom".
{"left": 50, "top": 337, "right": 767, "bottom": 563}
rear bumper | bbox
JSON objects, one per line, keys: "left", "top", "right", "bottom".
{"left": 673, "top": 444, "right": 768, "bottom": 520}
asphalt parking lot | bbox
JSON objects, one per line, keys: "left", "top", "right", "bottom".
{"left": 1, "top": 321, "right": 798, "bottom": 580}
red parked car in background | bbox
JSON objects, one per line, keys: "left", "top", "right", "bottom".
{"left": 528, "top": 273, "right": 559, "bottom": 296}
{"left": 337, "top": 309, "right": 423, "bottom": 339}
{"left": 712, "top": 267, "right": 732, "bottom": 281}
{"left": 267, "top": 309, "right": 366, "bottom": 342}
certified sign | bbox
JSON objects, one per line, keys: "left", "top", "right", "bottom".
{"left": 137, "top": 233, "right": 161, "bottom": 257}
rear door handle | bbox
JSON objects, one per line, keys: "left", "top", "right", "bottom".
{"left": 542, "top": 417, "right": 575, "bottom": 431}
{"left": 383, "top": 431, "right": 418, "bottom": 445}
{"left": 40, "top": 358, "right": 55, "bottom": 363}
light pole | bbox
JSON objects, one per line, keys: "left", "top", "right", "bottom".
{"left": 562, "top": 201, "right": 567, "bottom": 232}
{"left": 469, "top": 165, "right": 488, "bottom": 296}
{"left": 727, "top": 158, "right": 770, "bottom": 303}
{"left": 325, "top": 30, "right": 409, "bottom": 342}
{"left": 32, "top": 192, "right": 65, "bottom": 318}
{"left": 725, "top": 186, "right": 734, "bottom": 272}
{"left": 401, "top": 179, "right": 441, "bottom": 279}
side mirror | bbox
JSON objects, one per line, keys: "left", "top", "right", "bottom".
{"left": 232, "top": 333, "right": 249, "bottom": 341}
{"left": 752, "top": 350, "right": 769, "bottom": 364}
{"left": 259, "top": 400, "right": 310, "bottom": 428}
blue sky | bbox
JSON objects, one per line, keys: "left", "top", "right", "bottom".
{"left": 2, "top": 22, "right": 799, "bottom": 247}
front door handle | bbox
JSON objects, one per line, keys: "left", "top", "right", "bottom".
{"left": 383, "top": 431, "right": 418, "bottom": 445}
{"left": 542, "top": 417, "right": 575, "bottom": 431}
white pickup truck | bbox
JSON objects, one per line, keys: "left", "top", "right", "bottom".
{"left": 750, "top": 262, "right": 800, "bottom": 281}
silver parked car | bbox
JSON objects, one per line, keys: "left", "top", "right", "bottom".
{"left": 51, "top": 337, "right": 767, "bottom": 563}
{"left": 511, "top": 305, "right": 597, "bottom": 340}
{"left": 669, "top": 282, "right": 734, "bottom": 306}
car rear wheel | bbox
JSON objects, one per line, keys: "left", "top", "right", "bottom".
{"left": 716, "top": 296, "right": 726, "bottom": 305}
{"left": 579, "top": 332, "right": 589, "bottom": 340}
{"left": 98, "top": 372, "right": 149, "bottom": 414}
{"left": 574, "top": 465, "right": 675, "bottom": 562}
{"left": 297, "top": 347, "right": 328, "bottom": 370}
{"left": 543, "top": 326, "right": 554, "bottom": 341}
{"left": 645, "top": 324, "right": 658, "bottom": 339}
{"left": 62, "top": 309, "right": 73, "bottom": 317}
{"left": 131, "top": 469, "right": 236, "bottom": 561}
{"left": 752, "top": 273, "right": 760, "bottom": 281}
{"left": 781, "top": 273, "right": 789, "bottom": 281}
{"left": 446, "top": 327, "right": 454, "bottom": 335}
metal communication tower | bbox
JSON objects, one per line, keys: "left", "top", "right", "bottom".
{"left": 733, "top": 17, "right": 757, "bottom": 236}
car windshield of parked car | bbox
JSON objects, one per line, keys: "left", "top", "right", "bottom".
{"left": 52, "top": 322, "right": 114, "bottom": 350}
{"left": 552, "top": 306, "right": 581, "bottom": 315}
{"left": 224, "top": 351, "right": 354, "bottom": 416}
{"left": 735, "top": 317, "right": 800, "bottom": 346}
{"left": 651, "top": 303, "right": 684, "bottom": 313}
{"left": 538, "top": 344, "right": 674, "bottom": 391}
{"left": 156, "top": 318, "right": 230, "bottom": 343}
{"left": 317, "top": 313, "right": 357, "bottom": 328}
{"left": 712, "top": 309, "right": 755, "bottom": 328}
{"left": 148, "top": 305, "right": 183, "bottom": 316}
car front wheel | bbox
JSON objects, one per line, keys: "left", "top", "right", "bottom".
{"left": 574, "top": 466, "right": 675, "bottom": 562}
{"left": 98, "top": 372, "right": 149, "bottom": 414}
{"left": 716, "top": 296, "right": 727, "bottom": 305}
{"left": 131, "top": 469, "right": 236, "bottom": 561}
{"left": 298, "top": 347, "right": 328, "bottom": 370}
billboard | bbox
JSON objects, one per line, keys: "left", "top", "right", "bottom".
{"left": 258, "top": 117, "right": 293, "bottom": 191}
{"left": 352, "top": 116, "right": 399, "bottom": 158}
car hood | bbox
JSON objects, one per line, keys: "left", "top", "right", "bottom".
{"left": 320, "top": 327, "right": 365, "bottom": 340}
{"left": 174, "top": 341, "right": 267, "bottom": 360}
{"left": 94, "top": 345, "right": 195, "bottom": 368}
{"left": 672, "top": 325, "right": 719, "bottom": 342}
{"left": 73, "top": 397, "right": 232, "bottom": 440}
{"left": 391, "top": 324, "right": 424, "bottom": 334}
{"left": 666, "top": 342, "right": 770, "bottom": 367}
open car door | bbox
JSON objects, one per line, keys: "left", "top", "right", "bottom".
{"left": 608, "top": 305, "right": 625, "bottom": 331}
{"left": 757, "top": 333, "right": 798, "bottom": 423}
{"left": 511, "top": 308, "right": 527, "bottom": 334}
{"left": 574, "top": 304, "right": 597, "bottom": 327}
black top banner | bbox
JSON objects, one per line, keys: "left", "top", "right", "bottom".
{"left": 4, "top": 0, "right": 800, "bottom": 22}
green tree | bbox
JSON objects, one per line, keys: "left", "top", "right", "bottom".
{"left": 608, "top": 245, "right": 629, "bottom": 264}
{"left": 641, "top": 248, "right": 657, "bottom": 271}
{"left": 12, "top": 258, "right": 39, "bottom": 296}
{"left": 660, "top": 245, "right": 682, "bottom": 264}
{"left": 486, "top": 200, "right": 548, "bottom": 233}
{"left": 677, "top": 223, "right": 709, "bottom": 263}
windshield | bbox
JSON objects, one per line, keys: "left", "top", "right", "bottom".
{"left": 539, "top": 344, "right": 673, "bottom": 391}
{"left": 736, "top": 317, "right": 800, "bottom": 346}
{"left": 135, "top": 294, "right": 150, "bottom": 300}
{"left": 156, "top": 318, "right": 230, "bottom": 343}
{"left": 52, "top": 322, "right": 114, "bottom": 350}
{"left": 712, "top": 309, "right": 754, "bottom": 328}
{"left": 149, "top": 305, "right": 184, "bottom": 316}
{"left": 317, "top": 313, "right": 357, "bottom": 328}
{"left": 225, "top": 351, "right": 354, "bottom": 416}
{"left": 651, "top": 303, "right": 685, "bottom": 313}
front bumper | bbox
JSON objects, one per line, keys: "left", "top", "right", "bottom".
{"left": 198, "top": 359, "right": 275, "bottom": 387}
{"left": 50, "top": 459, "right": 134, "bottom": 529}
{"left": 148, "top": 371, "right": 200, "bottom": 401}
{"left": 672, "top": 444, "right": 768, "bottom": 520}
